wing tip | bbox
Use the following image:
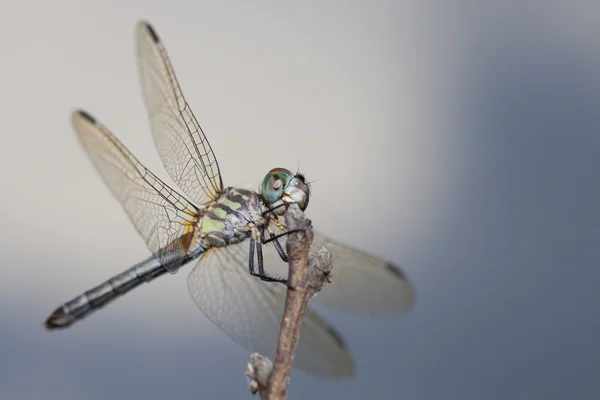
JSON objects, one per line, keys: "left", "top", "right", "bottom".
{"left": 327, "top": 324, "right": 348, "bottom": 348}
{"left": 72, "top": 109, "right": 97, "bottom": 128}
{"left": 138, "top": 20, "right": 160, "bottom": 43}
{"left": 385, "top": 263, "right": 416, "bottom": 312}
{"left": 73, "top": 109, "right": 96, "bottom": 124}
{"left": 385, "top": 262, "right": 408, "bottom": 281}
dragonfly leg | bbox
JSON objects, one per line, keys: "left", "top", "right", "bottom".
{"left": 248, "top": 238, "right": 288, "bottom": 284}
{"left": 271, "top": 237, "right": 288, "bottom": 263}
{"left": 256, "top": 241, "right": 266, "bottom": 276}
{"left": 262, "top": 229, "right": 303, "bottom": 245}
{"left": 259, "top": 225, "right": 288, "bottom": 262}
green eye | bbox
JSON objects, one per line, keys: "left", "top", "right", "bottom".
{"left": 261, "top": 168, "right": 293, "bottom": 203}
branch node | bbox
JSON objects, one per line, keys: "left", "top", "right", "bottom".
{"left": 246, "top": 353, "right": 273, "bottom": 396}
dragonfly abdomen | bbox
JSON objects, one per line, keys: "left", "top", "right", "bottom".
{"left": 45, "top": 256, "right": 168, "bottom": 330}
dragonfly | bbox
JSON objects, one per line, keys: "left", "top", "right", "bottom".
{"left": 44, "top": 21, "right": 414, "bottom": 378}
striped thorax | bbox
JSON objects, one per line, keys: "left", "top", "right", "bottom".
{"left": 199, "top": 188, "right": 267, "bottom": 248}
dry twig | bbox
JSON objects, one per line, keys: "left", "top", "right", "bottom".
{"left": 246, "top": 205, "right": 333, "bottom": 399}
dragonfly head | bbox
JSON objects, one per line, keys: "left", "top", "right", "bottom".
{"left": 261, "top": 168, "right": 310, "bottom": 214}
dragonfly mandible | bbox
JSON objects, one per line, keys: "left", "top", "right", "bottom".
{"left": 44, "top": 21, "right": 414, "bottom": 378}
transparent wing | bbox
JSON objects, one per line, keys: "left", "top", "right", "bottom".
{"left": 187, "top": 243, "right": 354, "bottom": 378}
{"left": 264, "top": 222, "right": 415, "bottom": 315}
{"left": 136, "top": 21, "right": 223, "bottom": 205}
{"left": 72, "top": 110, "right": 199, "bottom": 273}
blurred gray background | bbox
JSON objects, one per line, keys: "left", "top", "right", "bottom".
{"left": 0, "top": 1, "right": 599, "bottom": 399}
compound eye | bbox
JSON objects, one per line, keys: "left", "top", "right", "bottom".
{"left": 261, "top": 168, "right": 293, "bottom": 203}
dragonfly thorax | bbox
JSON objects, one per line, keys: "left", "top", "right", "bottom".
{"left": 198, "top": 188, "right": 266, "bottom": 248}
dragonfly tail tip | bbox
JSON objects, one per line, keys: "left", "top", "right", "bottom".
{"left": 44, "top": 307, "right": 71, "bottom": 331}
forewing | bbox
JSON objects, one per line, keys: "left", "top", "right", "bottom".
{"left": 136, "top": 21, "right": 223, "bottom": 204}
{"left": 187, "top": 243, "right": 354, "bottom": 378}
{"left": 264, "top": 222, "right": 415, "bottom": 316}
{"left": 72, "top": 110, "right": 198, "bottom": 273}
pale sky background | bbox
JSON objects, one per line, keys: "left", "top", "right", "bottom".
{"left": 0, "top": 1, "right": 599, "bottom": 399}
